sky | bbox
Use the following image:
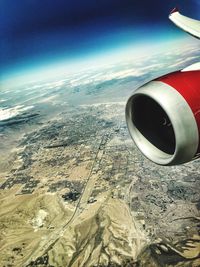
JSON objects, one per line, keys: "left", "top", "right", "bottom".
{"left": 1, "top": 0, "right": 200, "bottom": 83}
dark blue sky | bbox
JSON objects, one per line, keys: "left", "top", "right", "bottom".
{"left": 1, "top": 0, "right": 200, "bottom": 79}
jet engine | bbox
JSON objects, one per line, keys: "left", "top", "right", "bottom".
{"left": 126, "top": 67, "right": 200, "bottom": 165}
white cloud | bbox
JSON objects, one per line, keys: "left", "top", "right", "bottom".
{"left": 0, "top": 105, "right": 34, "bottom": 121}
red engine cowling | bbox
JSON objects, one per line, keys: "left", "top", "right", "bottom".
{"left": 125, "top": 67, "right": 200, "bottom": 165}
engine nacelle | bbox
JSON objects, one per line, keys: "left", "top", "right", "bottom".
{"left": 126, "top": 67, "right": 200, "bottom": 165}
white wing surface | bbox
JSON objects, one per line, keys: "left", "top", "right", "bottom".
{"left": 169, "top": 7, "right": 200, "bottom": 39}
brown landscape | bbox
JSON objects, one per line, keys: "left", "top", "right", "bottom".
{"left": 0, "top": 102, "right": 199, "bottom": 267}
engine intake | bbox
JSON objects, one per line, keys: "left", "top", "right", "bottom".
{"left": 126, "top": 69, "right": 200, "bottom": 165}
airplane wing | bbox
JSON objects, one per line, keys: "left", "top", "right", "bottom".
{"left": 169, "top": 7, "right": 200, "bottom": 39}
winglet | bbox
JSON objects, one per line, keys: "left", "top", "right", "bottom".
{"left": 170, "top": 7, "right": 179, "bottom": 15}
